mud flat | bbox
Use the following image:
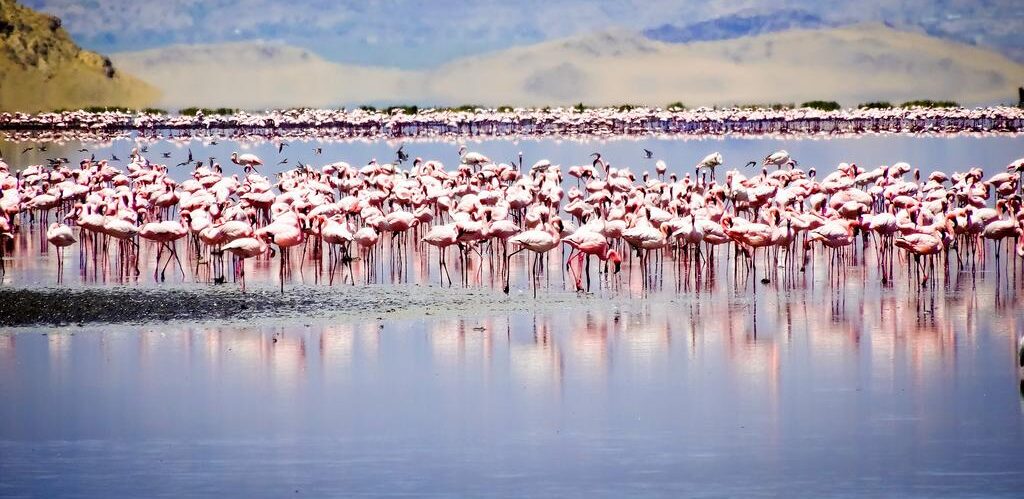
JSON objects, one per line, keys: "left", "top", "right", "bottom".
{"left": 0, "top": 284, "right": 612, "bottom": 327}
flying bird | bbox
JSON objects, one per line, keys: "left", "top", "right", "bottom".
{"left": 77, "top": 148, "right": 89, "bottom": 153}
{"left": 643, "top": 148, "right": 653, "bottom": 159}
{"left": 278, "top": 142, "right": 289, "bottom": 153}
{"left": 21, "top": 147, "right": 33, "bottom": 154}
{"left": 396, "top": 145, "right": 409, "bottom": 163}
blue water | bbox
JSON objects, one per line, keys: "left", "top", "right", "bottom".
{"left": 2, "top": 289, "right": 1023, "bottom": 497}
{"left": 2, "top": 133, "right": 1024, "bottom": 497}
{"left": 3, "top": 133, "right": 1023, "bottom": 181}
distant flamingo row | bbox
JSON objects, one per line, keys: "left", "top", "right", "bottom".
{"left": 3, "top": 146, "right": 1024, "bottom": 293}
{"left": 2, "top": 105, "right": 1022, "bottom": 138}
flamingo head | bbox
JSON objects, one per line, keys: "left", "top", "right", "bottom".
{"left": 608, "top": 250, "right": 622, "bottom": 274}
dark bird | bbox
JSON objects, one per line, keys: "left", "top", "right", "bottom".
{"left": 313, "top": 147, "right": 322, "bottom": 155}
{"left": 277, "top": 158, "right": 289, "bottom": 165}
{"left": 140, "top": 145, "right": 149, "bottom": 153}
{"left": 186, "top": 148, "right": 193, "bottom": 163}
{"left": 77, "top": 148, "right": 89, "bottom": 153}
{"left": 110, "top": 154, "right": 120, "bottom": 161}
{"left": 38, "top": 145, "right": 48, "bottom": 152}
{"left": 210, "top": 140, "right": 218, "bottom": 146}
{"left": 278, "top": 142, "right": 289, "bottom": 153}
{"left": 396, "top": 144, "right": 409, "bottom": 163}
{"left": 21, "top": 147, "right": 33, "bottom": 154}
{"left": 643, "top": 148, "right": 653, "bottom": 159}
{"left": 161, "top": 152, "right": 171, "bottom": 158}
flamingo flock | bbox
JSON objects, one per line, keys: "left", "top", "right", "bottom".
{"left": 2, "top": 144, "right": 1024, "bottom": 294}
{"left": 2, "top": 105, "right": 1022, "bottom": 139}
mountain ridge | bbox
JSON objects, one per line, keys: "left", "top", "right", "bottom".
{"left": 90, "top": 24, "right": 1024, "bottom": 110}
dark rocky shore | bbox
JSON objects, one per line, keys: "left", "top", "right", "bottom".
{"left": 0, "top": 284, "right": 564, "bottom": 327}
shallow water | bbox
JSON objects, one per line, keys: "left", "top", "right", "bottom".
{"left": 2, "top": 133, "right": 1024, "bottom": 496}
{"left": 3, "top": 132, "right": 1024, "bottom": 182}
{"left": 2, "top": 288, "right": 1024, "bottom": 497}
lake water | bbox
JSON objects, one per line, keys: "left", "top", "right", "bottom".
{"left": 2, "top": 132, "right": 1024, "bottom": 497}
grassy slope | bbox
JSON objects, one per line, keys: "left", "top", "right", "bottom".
{"left": 0, "top": 0, "right": 158, "bottom": 112}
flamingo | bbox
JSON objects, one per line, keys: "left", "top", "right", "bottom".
{"left": 219, "top": 237, "right": 271, "bottom": 291}
{"left": 46, "top": 222, "right": 76, "bottom": 278}
{"left": 505, "top": 219, "right": 563, "bottom": 296}
{"left": 696, "top": 152, "right": 723, "bottom": 183}
{"left": 563, "top": 228, "right": 621, "bottom": 291}
{"left": 763, "top": 150, "right": 797, "bottom": 169}
{"left": 231, "top": 152, "right": 264, "bottom": 170}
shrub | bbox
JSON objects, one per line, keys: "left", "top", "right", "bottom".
{"left": 734, "top": 102, "right": 793, "bottom": 110}
{"left": 900, "top": 99, "right": 959, "bottom": 108}
{"left": 858, "top": 101, "right": 893, "bottom": 109}
{"left": 178, "top": 107, "right": 238, "bottom": 116}
{"left": 386, "top": 105, "right": 418, "bottom": 115}
{"left": 801, "top": 100, "right": 841, "bottom": 111}
{"left": 666, "top": 101, "right": 687, "bottom": 110}
{"left": 82, "top": 106, "right": 133, "bottom": 113}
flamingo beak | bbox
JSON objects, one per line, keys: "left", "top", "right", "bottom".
{"left": 614, "top": 261, "right": 621, "bottom": 274}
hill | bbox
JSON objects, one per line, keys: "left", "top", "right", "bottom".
{"left": 112, "top": 42, "right": 414, "bottom": 110}
{"left": 0, "top": 0, "right": 157, "bottom": 112}
{"left": 112, "top": 24, "right": 1024, "bottom": 110}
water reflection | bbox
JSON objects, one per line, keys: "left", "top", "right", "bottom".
{"left": 1, "top": 284, "right": 1023, "bottom": 496}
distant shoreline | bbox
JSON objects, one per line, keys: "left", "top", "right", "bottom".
{"left": 1, "top": 106, "right": 1022, "bottom": 140}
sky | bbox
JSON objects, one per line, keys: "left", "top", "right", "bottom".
{"left": 22, "top": 0, "right": 1024, "bottom": 67}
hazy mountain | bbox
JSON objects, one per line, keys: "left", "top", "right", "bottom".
{"left": 112, "top": 42, "right": 415, "bottom": 109}
{"left": 24, "top": 0, "right": 1024, "bottom": 67}
{"left": 644, "top": 9, "right": 829, "bottom": 43}
{"left": 114, "top": 24, "right": 1024, "bottom": 110}
{"left": 0, "top": 0, "right": 157, "bottom": 111}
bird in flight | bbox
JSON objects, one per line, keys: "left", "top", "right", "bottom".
{"left": 278, "top": 142, "right": 289, "bottom": 154}
{"left": 21, "top": 147, "right": 33, "bottom": 154}
{"left": 277, "top": 158, "right": 289, "bottom": 165}
{"left": 77, "top": 148, "right": 89, "bottom": 153}
{"left": 161, "top": 152, "right": 171, "bottom": 158}
{"left": 643, "top": 148, "right": 653, "bottom": 159}
{"left": 313, "top": 147, "right": 323, "bottom": 155}
{"left": 396, "top": 145, "right": 409, "bottom": 164}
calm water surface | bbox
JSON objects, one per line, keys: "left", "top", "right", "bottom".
{"left": 2, "top": 289, "right": 1024, "bottom": 497}
{"left": 2, "top": 133, "right": 1024, "bottom": 181}
{"left": 2, "top": 134, "right": 1024, "bottom": 497}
